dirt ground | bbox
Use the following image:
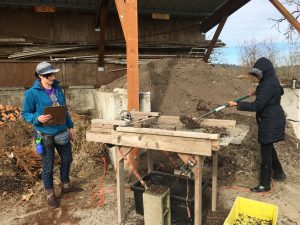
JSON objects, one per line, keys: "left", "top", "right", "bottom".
{"left": 0, "top": 59, "right": 299, "bottom": 225}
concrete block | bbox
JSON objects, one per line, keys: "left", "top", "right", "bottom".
{"left": 143, "top": 185, "right": 171, "bottom": 225}
{"left": 281, "top": 88, "right": 300, "bottom": 122}
{"left": 290, "top": 121, "right": 300, "bottom": 140}
{"left": 93, "top": 88, "right": 151, "bottom": 169}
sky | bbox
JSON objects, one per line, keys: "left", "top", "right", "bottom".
{"left": 206, "top": 0, "right": 299, "bottom": 65}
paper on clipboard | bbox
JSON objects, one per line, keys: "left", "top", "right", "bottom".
{"left": 43, "top": 105, "right": 67, "bottom": 126}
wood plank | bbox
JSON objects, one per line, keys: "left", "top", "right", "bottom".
{"left": 158, "top": 116, "right": 180, "bottom": 124}
{"left": 199, "top": 119, "right": 236, "bottom": 128}
{"left": 91, "top": 119, "right": 130, "bottom": 126}
{"left": 86, "top": 131, "right": 112, "bottom": 143}
{"left": 130, "top": 111, "right": 161, "bottom": 117}
{"left": 91, "top": 123, "right": 115, "bottom": 129}
{"left": 212, "top": 151, "right": 218, "bottom": 211}
{"left": 90, "top": 127, "right": 112, "bottom": 133}
{"left": 194, "top": 156, "right": 204, "bottom": 225}
{"left": 132, "top": 116, "right": 158, "bottom": 125}
{"left": 111, "top": 131, "right": 212, "bottom": 156}
{"left": 116, "top": 146, "right": 125, "bottom": 224}
{"left": 116, "top": 127, "right": 219, "bottom": 140}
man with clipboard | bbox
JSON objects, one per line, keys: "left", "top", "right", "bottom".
{"left": 22, "top": 62, "right": 81, "bottom": 209}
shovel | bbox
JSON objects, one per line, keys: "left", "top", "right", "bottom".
{"left": 180, "top": 92, "right": 255, "bottom": 127}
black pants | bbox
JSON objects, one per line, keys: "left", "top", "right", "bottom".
{"left": 260, "top": 143, "right": 284, "bottom": 185}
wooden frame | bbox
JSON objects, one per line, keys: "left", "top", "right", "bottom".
{"left": 86, "top": 120, "right": 227, "bottom": 225}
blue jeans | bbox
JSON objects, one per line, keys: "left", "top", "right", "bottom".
{"left": 40, "top": 136, "right": 73, "bottom": 190}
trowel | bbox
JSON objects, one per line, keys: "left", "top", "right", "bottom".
{"left": 180, "top": 92, "right": 255, "bottom": 128}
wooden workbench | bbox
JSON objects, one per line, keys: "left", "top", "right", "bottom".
{"left": 86, "top": 115, "right": 236, "bottom": 225}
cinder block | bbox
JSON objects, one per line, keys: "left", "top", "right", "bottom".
{"left": 143, "top": 185, "right": 171, "bottom": 225}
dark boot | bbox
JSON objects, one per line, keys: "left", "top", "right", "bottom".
{"left": 273, "top": 172, "right": 287, "bottom": 181}
{"left": 250, "top": 165, "right": 271, "bottom": 193}
{"left": 61, "top": 182, "right": 83, "bottom": 194}
{"left": 271, "top": 148, "right": 286, "bottom": 181}
{"left": 45, "top": 189, "right": 59, "bottom": 208}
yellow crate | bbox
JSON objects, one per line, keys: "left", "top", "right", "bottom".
{"left": 224, "top": 197, "right": 278, "bottom": 225}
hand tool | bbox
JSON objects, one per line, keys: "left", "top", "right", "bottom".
{"left": 180, "top": 92, "right": 255, "bottom": 127}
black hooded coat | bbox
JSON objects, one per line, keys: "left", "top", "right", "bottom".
{"left": 237, "top": 57, "right": 286, "bottom": 144}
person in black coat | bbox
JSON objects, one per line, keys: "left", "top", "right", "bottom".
{"left": 228, "top": 57, "right": 286, "bottom": 192}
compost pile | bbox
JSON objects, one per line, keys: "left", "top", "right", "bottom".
{"left": 103, "top": 58, "right": 252, "bottom": 116}
{"left": 0, "top": 111, "right": 105, "bottom": 196}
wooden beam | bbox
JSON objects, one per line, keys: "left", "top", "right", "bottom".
{"left": 111, "top": 131, "right": 212, "bottom": 156}
{"left": 116, "top": 127, "right": 219, "bottom": 140}
{"left": 98, "top": 0, "right": 108, "bottom": 72}
{"left": 91, "top": 119, "right": 130, "bottom": 126}
{"left": 91, "top": 123, "right": 115, "bottom": 129}
{"left": 115, "top": 0, "right": 140, "bottom": 171}
{"left": 203, "top": 16, "right": 228, "bottom": 63}
{"left": 90, "top": 127, "right": 112, "bottom": 133}
{"left": 116, "top": 146, "right": 125, "bottom": 224}
{"left": 269, "top": 0, "right": 300, "bottom": 33}
{"left": 212, "top": 151, "right": 218, "bottom": 211}
{"left": 194, "top": 156, "right": 204, "bottom": 225}
{"left": 147, "top": 150, "right": 153, "bottom": 173}
{"left": 115, "top": 0, "right": 127, "bottom": 41}
{"left": 131, "top": 116, "right": 158, "bottom": 125}
{"left": 126, "top": 0, "right": 139, "bottom": 111}
{"left": 130, "top": 111, "right": 161, "bottom": 117}
{"left": 86, "top": 131, "right": 112, "bottom": 143}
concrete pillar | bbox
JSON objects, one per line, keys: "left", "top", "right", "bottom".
{"left": 93, "top": 87, "right": 151, "bottom": 169}
{"left": 282, "top": 88, "right": 300, "bottom": 139}
{"left": 143, "top": 185, "right": 171, "bottom": 225}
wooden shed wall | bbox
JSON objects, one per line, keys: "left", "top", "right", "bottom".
{"left": 0, "top": 8, "right": 204, "bottom": 43}
{"left": 0, "top": 8, "right": 205, "bottom": 87}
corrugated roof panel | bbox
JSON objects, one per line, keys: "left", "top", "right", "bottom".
{"left": 0, "top": 0, "right": 251, "bottom": 31}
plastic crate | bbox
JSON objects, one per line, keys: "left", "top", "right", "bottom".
{"left": 224, "top": 197, "right": 278, "bottom": 225}
{"left": 131, "top": 171, "right": 207, "bottom": 225}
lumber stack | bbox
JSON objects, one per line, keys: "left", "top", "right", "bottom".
{"left": 0, "top": 104, "right": 21, "bottom": 125}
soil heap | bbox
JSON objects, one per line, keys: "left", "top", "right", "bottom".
{"left": 103, "top": 58, "right": 253, "bottom": 116}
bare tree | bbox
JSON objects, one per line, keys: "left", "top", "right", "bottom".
{"left": 271, "top": 0, "right": 300, "bottom": 41}
{"left": 239, "top": 37, "right": 279, "bottom": 67}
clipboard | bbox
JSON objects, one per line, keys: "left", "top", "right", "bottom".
{"left": 43, "top": 105, "right": 68, "bottom": 126}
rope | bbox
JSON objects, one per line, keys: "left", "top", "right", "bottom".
{"left": 92, "top": 156, "right": 107, "bottom": 207}
{"left": 185, "top": 178, "right": 191, "bottom": 219}
{"left": 220, "top": 180, "right": 275, "bottom": 196}
{"left": 118, "top": 147, "right": 148, "bottom": 190}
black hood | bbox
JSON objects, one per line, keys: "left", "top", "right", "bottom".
{"left": 253, "top": 57, "right": 276, "bottom": 81}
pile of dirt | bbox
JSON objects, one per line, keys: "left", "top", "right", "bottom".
{"left": 103, "top": 58, "right": 252, "bottom": 116}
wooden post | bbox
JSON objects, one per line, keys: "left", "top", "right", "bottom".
{"left": 212, "top": 151, "right": 218, "bottom": 211}
{"left": 98, "top": 0, "right": 108, "bottom": 72}
{"left": 115, "top": 0, "right": 140, "bottom": 170}
{"left": 203, "top": 16, "right": 227, "bottom": 63}
{"left": 194, "top": 156, "right": 204, "bottom": 225}
{"left": 116, "top": 146, "right": 125, "bottom": 224}
{"left": 269, "top": 0, "right": 300, "bottom": 33}
{"left": 125, "top": 0, "right": 139, "bottom": 111}
{"left": 147, "top": 150, "right": 153, "bottom": 173}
